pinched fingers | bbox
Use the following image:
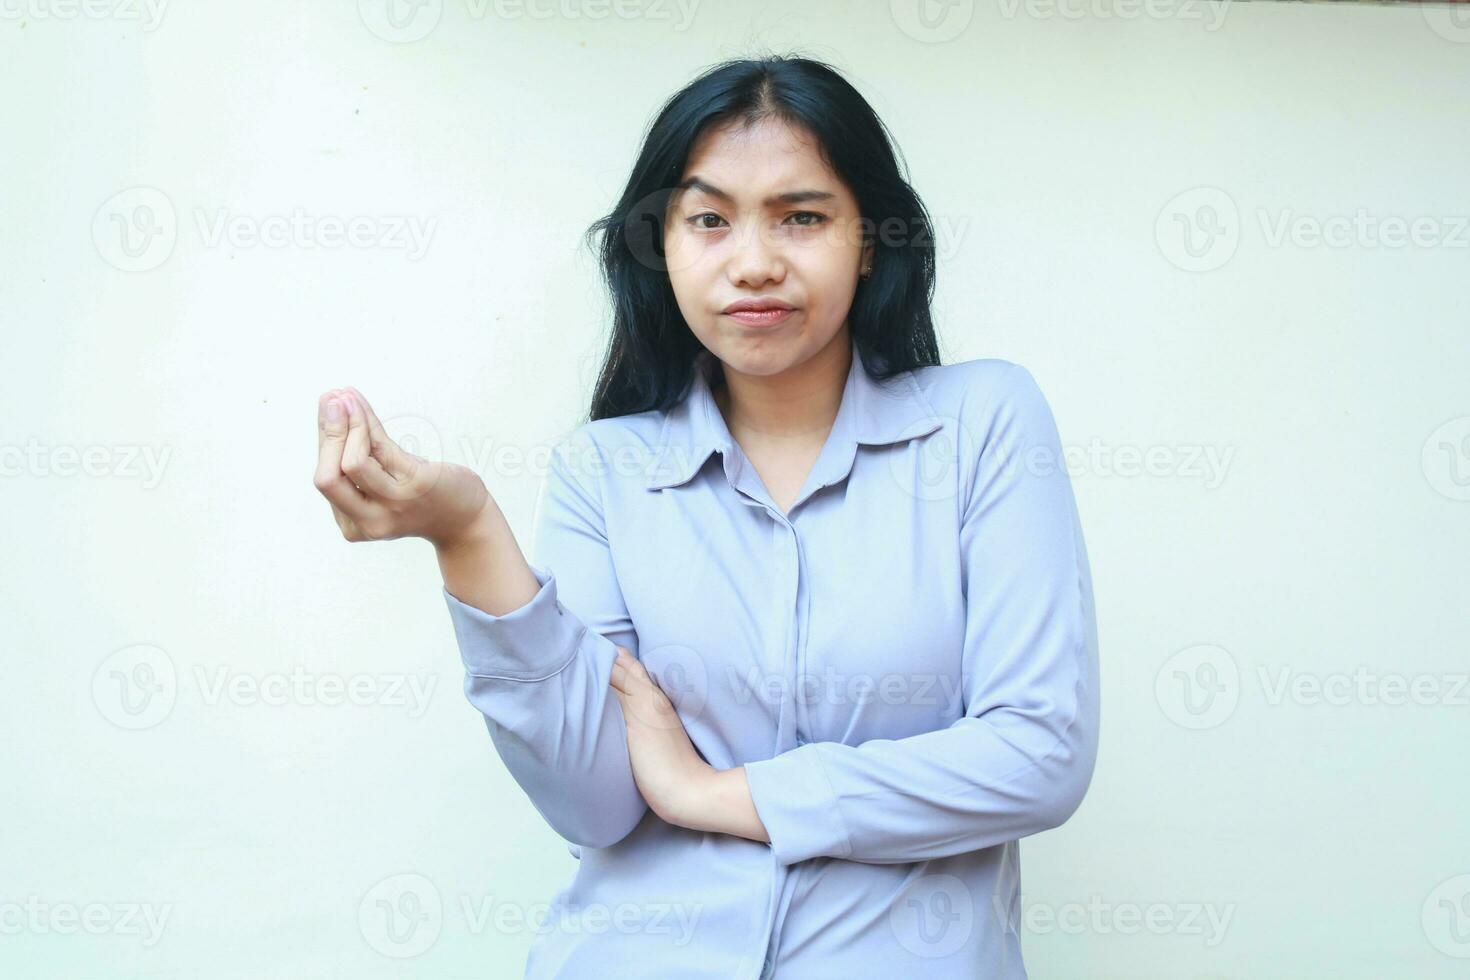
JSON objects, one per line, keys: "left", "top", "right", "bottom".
{"left": 338, "top": 390, "right": 400, "bottom": 499}
{"left": 342, "top": 385, "right": 417, "bottom": 481}
{"left": 315, "top": 392, "right": 369, "bottom": 509}
{"left": 314, "top": 390, "right": 388, "bottom": 537}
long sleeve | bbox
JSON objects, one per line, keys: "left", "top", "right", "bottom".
{"left": 443, "top": 430, "right": 647, "bottom": 850}
{"left": 742, "top": 363, "right": 1100, "bottom": 866}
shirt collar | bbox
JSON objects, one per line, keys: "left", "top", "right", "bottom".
{"left": 644, "top": 339, "right": 944, "bottom": 492}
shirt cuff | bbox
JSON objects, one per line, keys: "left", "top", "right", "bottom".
{"left": 743, "top": 743, "right": 853, "bottom": 865}
{"left": 442, "top": 563, "right": 587, "bottom": 681}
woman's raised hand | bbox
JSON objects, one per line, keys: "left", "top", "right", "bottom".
{"left": 313, "top": 386, "right": 493, "bottom": 550}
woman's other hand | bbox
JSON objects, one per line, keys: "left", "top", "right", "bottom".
{"left": 609, "top": 647, "right": 769, "bottom": 842}
{"left": 610, "top": 647, "right": 711, "bottom": 826}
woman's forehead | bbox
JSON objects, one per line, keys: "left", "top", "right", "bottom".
{"left": 687, "top": 118, "right": 827, "bottom": 169}
{"left": 680, "top": 123, "right": 846, "bottom": 203}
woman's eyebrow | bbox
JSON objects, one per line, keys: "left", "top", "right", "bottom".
{"left": 674, "top": 176, "right": 836, "bottom": 207}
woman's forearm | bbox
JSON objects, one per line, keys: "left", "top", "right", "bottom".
{"left": 438, "top": 496, "right": 650, "bottom": 849}
{"left": 676, "top": 767, "right": 769, "bottom": 844}
{"left": 434, "top": 500, "right": 541, "bottom": 617}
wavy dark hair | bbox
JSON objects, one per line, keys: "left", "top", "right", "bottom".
{"left": 580, "top": 53, "right": 943, "bottom": 423}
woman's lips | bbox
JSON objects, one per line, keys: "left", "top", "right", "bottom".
{"left": 724, "top": 308, "right": 795, "bottom": 328}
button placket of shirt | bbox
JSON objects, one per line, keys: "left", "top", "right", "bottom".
{"left": 713, "top": 447, "right": 799, "bottom": 980}
{"left": 761, "top": 512, "right": 808, "bottom": 980}
{"left": 712, "top": 475, "right": 804, "bottom": 980}
{"left": 724, "top": 443, "right": 827, "bottom": 752}
{"left": 775, "top": 517, "right": 802, "bottom": 756}
{"left": 783, "top": 521, "right": 811, "bottom": 751}
{"left": 705, "top": 390, "right": 834, "bottom": 980}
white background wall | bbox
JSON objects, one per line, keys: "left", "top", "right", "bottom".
{"left": 3, "top": 1, "right": 1468, "bottom": 977}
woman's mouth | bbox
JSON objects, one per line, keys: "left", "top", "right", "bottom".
{"left": 723, "top": 308, "right": 796, "bottom": 328}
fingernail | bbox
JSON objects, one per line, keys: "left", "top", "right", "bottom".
{"left": 343, "top": 393, "right": 357, "bottom": 416}
{"left": 326, "top": 398, "right": 344, "bottom": 422}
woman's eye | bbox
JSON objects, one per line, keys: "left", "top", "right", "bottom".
{"left": 686, "top": 211, "right": 828, "bottom": 230}
{"left": 688, "top": 213, "right": 726, "bottom": 229}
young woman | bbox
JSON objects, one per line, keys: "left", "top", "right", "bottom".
{"left": 314, "top": 54, "right": 1099, "bottom": 980}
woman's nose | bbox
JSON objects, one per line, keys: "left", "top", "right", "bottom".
{"left": 726, "top": 223, "right": 786, "bottom": 287}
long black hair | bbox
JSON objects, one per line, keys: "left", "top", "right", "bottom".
{"left": 580, "top": 53, "right": 943, "bottom": 423}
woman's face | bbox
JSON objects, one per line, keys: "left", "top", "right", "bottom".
{"left": 662, "top": 116, "right": 872, "bottom": 378}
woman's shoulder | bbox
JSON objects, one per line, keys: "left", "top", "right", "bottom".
{"left": 909, "top": 357, "right": 1070, "bottom": 504}
{"left": 564, "top": 409, "right": 665, "bottom": 450}
{"left": 543, "top": 410, "right": 667, "bottom": 493}
{"left": 910, "top": 356, "right": 1054, "bottom": 429}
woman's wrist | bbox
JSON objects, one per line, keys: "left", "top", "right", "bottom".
{"left": 674, "top": 767, "right": 769, "bottom": 844}
{"left": 429, "top": 497, "right": 502, "bottom": 554}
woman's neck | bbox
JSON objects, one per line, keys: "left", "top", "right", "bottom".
{"left": 711, "top": 331, "right": 852, "bottom": 448}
